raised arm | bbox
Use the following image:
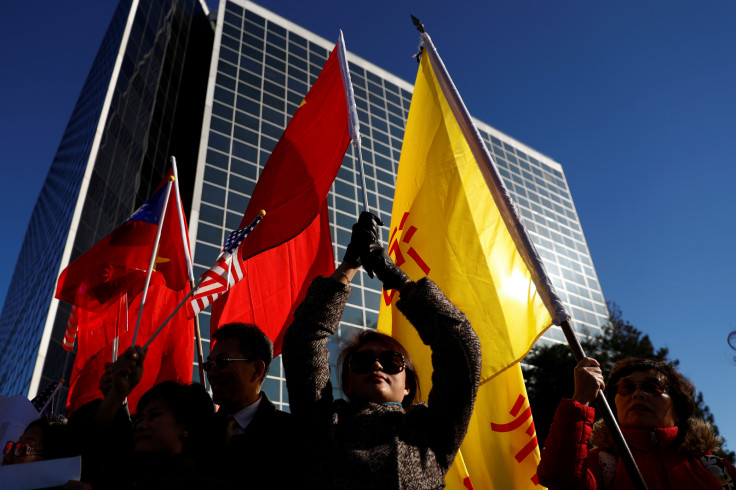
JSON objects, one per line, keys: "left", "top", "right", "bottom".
{"left": 360, "top": 223, "right": 481, "bottom": 465}
{"left": 396, "top": 278, "right": 481, "bottom": 465}
{"left": 282, "top": 212, "right": 380, "bottom": 415}
{"left": 537, "top": 357, "right": 603, "bottom": 490}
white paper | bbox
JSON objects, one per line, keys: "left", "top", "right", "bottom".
{"left": 0, "top": 456, "right": 82, "bottom": 489}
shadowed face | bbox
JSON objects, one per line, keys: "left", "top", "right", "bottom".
{"left": 206, "top": 337, "right": 263, "bottom": 412}
{"left": 134, "top": 398, "right": 186, "bottom": 455}
{"left": 346, "top": 341, "right": 409, "bottom": 405}
{"left": 615, "top": 369, "right": 677, "bottom": 429}
{"left": 2, "top": 426, "right": 45, "bottom": 465}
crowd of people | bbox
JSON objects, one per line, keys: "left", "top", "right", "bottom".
{"left": 3, "top": 213, "right": 734, "bottom": 489}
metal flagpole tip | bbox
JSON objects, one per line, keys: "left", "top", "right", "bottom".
{"left": 410, "top": 15, "right": 425, "bottom": 33}
{"left": 169, "top": 175, "right": 176, "bottom": 181}
{"left": 259, "top": 209, "right": 266, "bottom": 216}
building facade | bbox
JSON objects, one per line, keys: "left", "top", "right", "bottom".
{"left": 0, "top": 0, "right": 212, "bottom": 399}
{"left": 0, "top": 0, "right": 608, "bottom": 411}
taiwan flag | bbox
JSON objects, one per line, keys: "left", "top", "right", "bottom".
{"left": 56, "top": 170, "right": 189, "bottom": 312}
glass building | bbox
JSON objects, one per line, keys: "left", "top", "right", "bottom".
{"left": 0, "top": 0, "right": 213, "bottom": 399}
{"left": 0, "top": 0, "right": 608, "bottom": 411}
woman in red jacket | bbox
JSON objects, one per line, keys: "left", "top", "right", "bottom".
{"left": 537, "top": 357, "right": 735, "bottom": 489}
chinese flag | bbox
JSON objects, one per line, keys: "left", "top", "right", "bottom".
{"left": 211, "top": 42, "right": 351, "bottom": 355}
{"left": 377, "top": 47, "right": 553, "bottom": 488}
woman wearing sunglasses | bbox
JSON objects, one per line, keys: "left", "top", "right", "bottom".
{"left": 282, "top": 212, "right": 481, "bottom": 489}
{"left": 2, "top": 415, "right": 73, "bottom": 466}
{"left": 537, "top": 357, "right": 736, "bottom": 489}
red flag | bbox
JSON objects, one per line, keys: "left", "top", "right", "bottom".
{"left": 209, "top": 42, "right": 351, "bottom": 354}
{"left": 212, "top": 204, "right": 333, "bottom": 354}
{"left": 56, "top": 169, "right": 189, "bottom": 311}
{"left": 66, "top": 275, "right": 194, "bottom": 414}
{"left": 61, "top": 170, "right": 194, "bottom": 414}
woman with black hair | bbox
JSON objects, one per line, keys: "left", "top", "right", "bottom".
{"left": 282, "top": 212, "right": 481, "bottom": 489}
{"left": 69, "top": 347, "right": 224, "bottom": 489}
{"left": 2, "top": 414, "right": 74, "bottom": 466}
{"left": 537, "top": 357, "right": 736, "bottom": 489}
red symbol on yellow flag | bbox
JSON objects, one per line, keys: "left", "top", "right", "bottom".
{"left": 490, "top": 394, "right": 541, "bottom": 485}
{"left": 383, "top": 212, "right": 431, "bottom": 305}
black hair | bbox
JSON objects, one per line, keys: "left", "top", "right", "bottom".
{"left": 136, "top": 381, "right": 215, "bottom": 455}
{"left": 338, "top": 330, "right": 420, "bottom": 408}
{"left": 213, "top": 323, "right": 273, "bottom": 379}
{"left": 25, "top": 414, "right": 75, "bottom": 460}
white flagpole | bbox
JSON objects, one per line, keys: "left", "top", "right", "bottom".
{"left": 131, "top": 178, "right": 175, "bottom": 345}
{"left": 170, "top": 156, "right": 207, "bottom": 385}
{"left": 38, "top": 379, "right": 65, "bottom": 415}
{"left": 111, "top": 292, "right": 127, "bottom": 362}
{"left": 337, "top": 31, "right": 369, "bottom": 213}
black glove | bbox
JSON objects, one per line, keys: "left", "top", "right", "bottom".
{"left": 362, "top": 242, "right": 410, "bottom": 291}
{"left": 343, "top": 211, "right": 383, "bottom": 268}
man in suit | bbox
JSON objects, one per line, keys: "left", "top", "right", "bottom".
{"left": 206, "top": 323, "right": 293, "bottom": 489}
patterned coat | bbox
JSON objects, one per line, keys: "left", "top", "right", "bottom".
{"left": 282, "top": 276, "right": 481, "bottom": 490}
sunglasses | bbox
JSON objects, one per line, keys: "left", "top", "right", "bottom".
{"left": 3, "top": 441, "right": 43, "bottom": 457}
{"left": 616, "top": 380, "right": 667, "bottom": 397}
{"left": 349, "top": 350, "right": 405, "bottom": 375}
{"left": 202, "top": 358, "right": 251, "bottom": 372}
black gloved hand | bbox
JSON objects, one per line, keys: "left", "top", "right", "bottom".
{"left": 363, "top": 242, "right": 410, "bottom": 291}
{"left": 343, "top": 211, "right": 383, "bottom": 268}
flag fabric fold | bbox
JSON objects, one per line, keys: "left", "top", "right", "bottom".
{"left": 208, "top": 36, "right": 356, "bottom": 355}
{"left": 66, "top": 276, "right": 193, "bottom": 414}
{"left": 377, "top": 36, "right": 559, "bottom": 489}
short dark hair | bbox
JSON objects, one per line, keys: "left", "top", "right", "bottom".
{"left": 338, "top": 330, "right": 420, "bottom": 408}
{"left": 25, "top": 414, "right": 75, "bottom": 460}
{"left": 605, "top": 358, "right": 696, "bottom": 438}
{"left": 212, "top": 323, "right": 273, "bottom": 378}
{"left": 136, "top": 381, "right": 215, "bottom": 455}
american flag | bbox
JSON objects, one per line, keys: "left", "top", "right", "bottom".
{"left": 31, "top": 379, "right": 64, "bottom": 416}
{"left": 187, "top": 212, "right": 264, "bottom": 317}
{"left": 64, "top": 306, "right": 80, "bottom": 351}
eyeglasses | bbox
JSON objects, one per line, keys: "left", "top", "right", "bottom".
{"left": 202, "top": 358, "right": 251, "bottom": 372}
{"left": 349, "top": 351, "right": 405, "bottom": 375}
{"left": 3, "top": 441, "right": 43, "bottom": 457}
{"left": 616, "top": 380, "right": 668, "bottom": 397}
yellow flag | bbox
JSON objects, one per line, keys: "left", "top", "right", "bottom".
{"left": 378, "top": 39, "right": 553, "bottom": 489}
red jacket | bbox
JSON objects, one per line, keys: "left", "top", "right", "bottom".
{"left": 537, "top": 399, "right": 734, "bottom": 490}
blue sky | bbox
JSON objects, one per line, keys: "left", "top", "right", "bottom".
{"left": 2, "top": 0, "right": 735, "bottom": 450}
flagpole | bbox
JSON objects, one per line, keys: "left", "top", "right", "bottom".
{"left": 112, "top": 292, "right": 127, "bottom": 362}
{"left": 171, "top": 156, "right": 206, "bottom": 386}
{"left": 144, "top": 210, "right": 266, "bottom": 350}
{"left": 337, "top": 30, "right": 369, "bottom": 213}
{"left": 38, "top": 379, "right": 64, "bottom": 415}
{"left": 143, "top": 279, "right": 201, "bottom": 349}
{"left": 414, "top": 23, "right": 649, "bottom": 490}
{"left": 132, "top": 178, "right": 175, "bottom": 346}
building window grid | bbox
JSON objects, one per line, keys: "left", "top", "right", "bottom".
{"left": 192, "top": 8, "right": 610, "bottom": 407}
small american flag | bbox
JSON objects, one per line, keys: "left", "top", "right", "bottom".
{"left": 187, "top": 212, "right": 264, "bottom": 317}
{"left": 31, "top": 379, "right": 64, "bottom": 416}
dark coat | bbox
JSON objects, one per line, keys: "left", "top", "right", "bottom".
{"left": 282, "top": 276, "right": 482, "bottom": 490}
{"left": 214, "top": 392, "right": 297, "bottom": 490}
